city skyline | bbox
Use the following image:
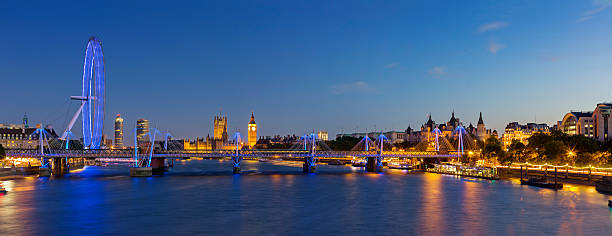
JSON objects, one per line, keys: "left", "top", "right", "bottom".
{"left": 1, "top": 0, "right": 611, "bottom": 140}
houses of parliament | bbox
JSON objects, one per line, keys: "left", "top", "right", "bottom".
{"left": 183, "top": 113, "right": 257, "bottom": 151}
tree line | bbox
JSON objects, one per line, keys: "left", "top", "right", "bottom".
{"left": 479, "top": 130, "right": 612, "bottom": 167}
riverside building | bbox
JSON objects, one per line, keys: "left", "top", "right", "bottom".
{"left": 559, "top": 103, "right": 611, "bottom": 142}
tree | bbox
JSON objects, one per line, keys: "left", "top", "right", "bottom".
{"left": 483, "top": 136, "right": 504, "bottom": 161}
{"left": 325, "top": 136, "right": 361, "bottom": 151}
{"left": 508, "top": 140, "right": 526, "bottom": 163}
{"left": 542, "top": 140, "right": 567, "bottom": 165}
{"left": 483, "top": 136, "right": 502, "bottom": 155}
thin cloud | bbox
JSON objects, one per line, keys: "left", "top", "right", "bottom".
{"left": 429, "top": 66, "right": 446, "bottom": 78}
{"left": 478, "top": 21, "right": 508, "bottom": 33}
{"left": 488, "top": 41, "right": 505, "bottom": 54}
{"left": 577, "top": 0, "right": 612, "bottom": 22}
{"left": 542, "top": 56, "right": 559, "bottom": 62}
{"left": 329, "top": 81, "right": 374, "bottom": 94}
{"left": 384, "top": 63, "right": 399, "bottom": 69}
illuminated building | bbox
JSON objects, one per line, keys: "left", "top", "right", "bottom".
{"left": 248, "top": 112, "right": 257, "bottom": 148}
{"left": 0, "top": 121, "right": 58, "bottom": 149}
{"left": 476, "top": 112, "right": 486, "bottom": 140}
{"left": 560, "top": 112, "right": 594, "bottom": 137}
{"left": 114, "top": 114, "right": 124, "bottom": 148}
{"left": 502, "top": 122, "right": 550, "bottom": 148}
{"left": 383, "top": 131, "right": 405, "bottom": 143}
{"left": 102, "top": 134, "right": 112, "bottom": 148}
{"left": 213, "top": 115, "right": 228, "bottom": 146}
{"left": 183, "top": 114, "right": 238, "bottom": 151}
{"left": 560, "top": 103, "right": 612, "bottom": 142}
{"left": 317, "top": 130, "right": 328, "bottom": 141}
{"left": 136, "top": 119, "right": 149, "bottom": 142}
{"left": 593, "top": 103, "right": 612, "bottom": 142}
{"left": 183, "top": 137, "right": 212, "bottom": 151}
{"left": 472, "top": 112, "right": 496, "bottom": 141}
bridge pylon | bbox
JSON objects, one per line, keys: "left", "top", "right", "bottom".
{"left": 232, "top": 132, "right": 243, "bottom": 174}
{"left": 302, "top": 133, "right": 317, "bottom": 173}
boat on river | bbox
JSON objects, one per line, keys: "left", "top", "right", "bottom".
{"left": 520, "top": 177, "right": 563, "bottom": 189}
{"left": 327, "top": 160, "right": 346, "bottom": 165}
{"left": 595, "top": 177, "right": 612, "bottom": 194}
{"left": 0, "top": 184, "right": 6, "bottom": 194}
{"left": 427, "top": 164, "right": 500, "bottom": 180}
{"left": 351, "top": 160, "right": 366, "bottom": 167}
{"left": 387, "top": 162, "right": 412, "bottom": 170}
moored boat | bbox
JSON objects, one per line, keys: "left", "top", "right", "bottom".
{"left": 521, "top": 177, "right": 563, "bottom": 189}
{"left": 595, "top": 177, "right": 612, "bottom": 194}
{"left": 351, "top": 161, "right": 366, "bottom": 167}
{"left": 327, "top": 160, "right": 346, "bottom": 165}
{"left": 387, "top": 162, "right": 412, "bottom": 170}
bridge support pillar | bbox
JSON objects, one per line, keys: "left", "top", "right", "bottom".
{"left": 232, "top": 155, "right": 242, "bottom": 174}
{"left": 39, "top": 167, "right": 50, "bottom": 177}
{"left": 151, "top": 157, "right": 166, "bottom": 175}
{"left": 366, "top": 157, "right": 382, "bottom": 172}
{"left": 51, "top": 158, "right": 69, "bottom": 177}
{"left": 130, "top": 167, "right": 152, "bottom": 177}
{"left": 303, "top": 157, "right": 316, "bottom": 173}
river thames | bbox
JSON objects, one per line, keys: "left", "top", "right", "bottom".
{"left": 1, "top": 159, "right": 611, "bottom": 235}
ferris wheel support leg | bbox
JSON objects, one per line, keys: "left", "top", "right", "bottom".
{"left": 61, "top": 102, "right": 85, "bottom": 140}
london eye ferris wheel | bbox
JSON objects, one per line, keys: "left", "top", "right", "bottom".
{"left": 61, "top": 37, "right": 105, "bottom": 149}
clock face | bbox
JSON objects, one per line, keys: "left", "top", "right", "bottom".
{"left": 250, "top": 127, "right": 256, "bottom": 131}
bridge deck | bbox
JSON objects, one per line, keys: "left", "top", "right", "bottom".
{"left": 5, "top": 149, "right": 459, "bottom": 159}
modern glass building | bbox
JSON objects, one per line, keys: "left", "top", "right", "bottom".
{"left": 114, "top": 114, "right": 124, "bottom": 148}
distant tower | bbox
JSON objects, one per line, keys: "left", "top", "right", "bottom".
{"left": 214, "top": 115, "right": 228, "bottom": 142}
{"left": 114, "top": 114, "right": 124, "bottom": 148}
{"left": 136, "top": 119, "right": 149, "bottom": 142}
{"left": 23, "top": 113, "right": 29, "bottom": 128}
{"left": 476, "top": 112, "right": 486, "bottom": 140}
{"left": 248, "top": 112, "right": 257, "bottom": 148}
{"left": 448, "top": 111, "right": 458, "bottom": 129}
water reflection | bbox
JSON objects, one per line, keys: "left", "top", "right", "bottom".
{"left": 461, "top": 181, "right": 484, "bottom": 235}
{"left": 0, "top": 160, "right": 611, "bottom": 235}
{"left": 419, "top": 173, "right": 444, "bottom": 235}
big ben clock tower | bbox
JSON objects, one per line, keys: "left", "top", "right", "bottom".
{"left": 248, "top": 112, "right": 257, "bottom": 148}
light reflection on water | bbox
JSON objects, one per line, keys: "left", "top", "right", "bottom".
{"left": 0, "top": 159, "right": 611, "bottom": 235}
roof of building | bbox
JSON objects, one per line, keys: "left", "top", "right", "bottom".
{"left": 425, "top": 114, "right": 435, "bottom": 128}
{"left": 249, "top": 112, "right": 256, "bottom": 125}
{"left": 0, "top": 127, "right": 58, "bottom": 138}
{"left": 570, "top": 111, "right": 593, "bottom": 118}
{"left": 478, "top": 112, "right": 484, "bottom": 125}
{"left": 448, "top": 112, "right": 457, "bottom": 125}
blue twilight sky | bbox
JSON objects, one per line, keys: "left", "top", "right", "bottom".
{"left": 1, "top": 0, "right": 612, "bottom": 142}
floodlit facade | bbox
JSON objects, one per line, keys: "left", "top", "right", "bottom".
{"left": 317, "top": 131, "right": 329, "bottom": 141}
{"left": 114, "top": 114, "right": 124, "bottom": 148}
{"left": 501, "top": 122, "right": 550, "bottom": 148}
{"left": 560, "top": 112, "right": 594, "bottom": 137}
{"left": 248, "top": 112, "right": 257, "bottom": 148}
{"left": 559, "top": 103, "right": 612, "bottom": 142}
{"left": 136, "top": 119, "right": 149, "bottom": 142}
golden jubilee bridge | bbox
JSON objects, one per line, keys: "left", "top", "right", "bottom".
{"left": 6, "top": 126, "right": 476, "bottom": 177}
{"left": 5, "top": 148, "right": 459, "bottom": 177}
{"left": 5, "top": 148, "right": 458, "bottom": 160}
